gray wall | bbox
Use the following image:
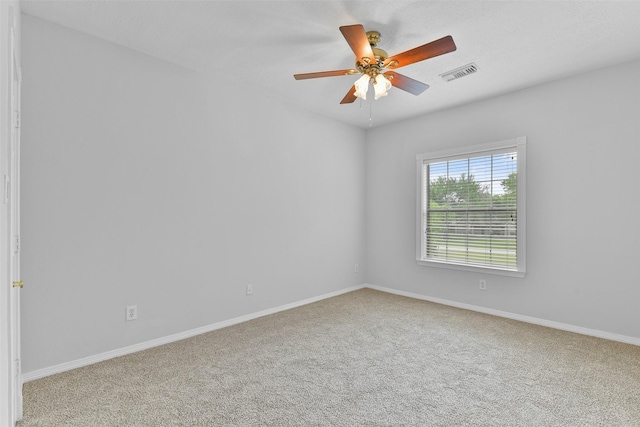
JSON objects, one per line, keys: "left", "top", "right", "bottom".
{"left": 21, "top": 15, "right": 366, "bottom": 373}
{"left": 365, "top": 58, "right": 640, "bottom": 339}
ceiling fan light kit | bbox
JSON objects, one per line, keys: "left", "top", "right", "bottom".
{"left": 294, "top": 24, "right": 457, "bottom": 104}
{"left": 354, "top": 74, "right": 371, "bottom": 99}
{"left": 373, "top": 74, "right": 392, "bottom": 99}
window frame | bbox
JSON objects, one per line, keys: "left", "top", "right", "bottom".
{"left": 415, "top": 137, "right": 527, "bottom": 278}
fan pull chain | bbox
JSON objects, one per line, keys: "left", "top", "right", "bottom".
{"left": 369, "top": 101, "right": 373, "bottom": 127}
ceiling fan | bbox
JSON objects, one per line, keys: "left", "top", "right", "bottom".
{"left": 294, "top": 24, "right": 457, "bottom": 104}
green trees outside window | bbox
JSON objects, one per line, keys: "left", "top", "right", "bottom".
{"left": 426, "top": 153, "right": 518, "bottom": 268}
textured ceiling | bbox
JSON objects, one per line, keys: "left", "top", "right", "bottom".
{"left": 20, "top": 1, "right": 640, "bottom": 129}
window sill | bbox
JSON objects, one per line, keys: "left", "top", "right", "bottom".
{"left": 416, "top": 259, "right": 526, "bottom": 278}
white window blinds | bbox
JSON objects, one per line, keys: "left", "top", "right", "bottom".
{"left": 416, "top": 138, "right": 526, "bottom": 276}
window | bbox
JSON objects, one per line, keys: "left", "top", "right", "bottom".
{"left": 416, "top": 137, "right": 526, "bottom": 277}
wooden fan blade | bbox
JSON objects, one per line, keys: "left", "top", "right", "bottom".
{"left": 339, "top": 24, "right": 375, "bottom": 64}
{"left": 384, "top": 71, "right": 429, "bottom": 96}
{"left": 340, "top": 86, "right": 357, "bottom": 104}
{"left": 294, "top": 69, "right": 357, "bottom": 80}
{"left": 385, "top": 35, "right": 456, "bottom": 69}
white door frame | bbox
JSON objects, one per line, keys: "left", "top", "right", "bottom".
{"left": 0, "top": 1, "right": 22, "bottom": 426}
{"left": 10, "top": 10, "right": 23, "bottom": 423}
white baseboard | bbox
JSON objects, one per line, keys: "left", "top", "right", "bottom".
{"left": 22, "top": 284, "right": 366, "bottom": 383}
{"left": 23, "top": 282, "right": 638, "bottom": 383}
{"left": 365, "top": 284, "right": 640, "bottom": 347}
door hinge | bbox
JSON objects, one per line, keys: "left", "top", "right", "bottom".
{"left": 12, "top": 111, "right": 20, "bottom": 128}
{"left": 3, "top": 175, "right": 8, "bottom": 204}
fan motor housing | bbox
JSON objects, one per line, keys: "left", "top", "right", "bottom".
{"left": 367, "top": 31, "right": 388, "bottom": 62}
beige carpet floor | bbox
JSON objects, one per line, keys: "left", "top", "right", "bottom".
{"left": 19, "top": 289, "right": 640, "bottom": 426}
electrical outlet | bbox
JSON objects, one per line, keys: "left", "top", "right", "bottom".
{"left": 354, "top": 264, "right": 359, "bottom": 273}
{"left": 479, "top": 279, "right": 487, "bottom": 290}
{"left": 126, "top": 305, "right": 138, "bottom": 321}
{"left": 246, "top": 284, "right": 253, "bottom": 295}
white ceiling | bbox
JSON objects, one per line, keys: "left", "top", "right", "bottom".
{"left": 20, "top": 0, "right": 640, "bottom": 129}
